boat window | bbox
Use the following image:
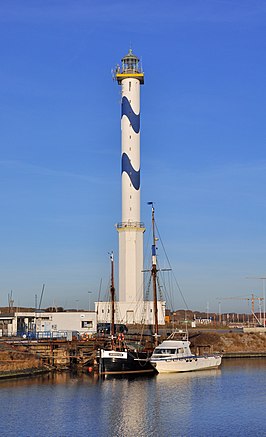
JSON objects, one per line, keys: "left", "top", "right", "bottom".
{"left": 155, "top": 348, "right": 176, "bottom": 354}
{"left": 178, "top": 348, "right": 184, "bottom": 354}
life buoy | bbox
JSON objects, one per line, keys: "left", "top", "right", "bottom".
{"left": 118, "top": 333, "right": 124, "bottom": 341}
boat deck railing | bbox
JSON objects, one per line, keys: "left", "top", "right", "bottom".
{"left": 116, "top": 221, "right": 145, "bottom": 229}
{"left": 151, "top": 353, "right": 222, "bottom": 362}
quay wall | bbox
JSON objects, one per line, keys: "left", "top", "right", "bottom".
{"left": 189, "top": 331, "right": 266, "bottom": 356}
{"left": 243, "top": 327, "right": 266, "bottom": 333}
{"left": 0, "top": 343, "right": 47, "bottom": 379}
{"left": 0, "top": 331, "right": 266, "bottom": 378}
{"left": 0, "top": 339, "right": 97, "bottom": 377}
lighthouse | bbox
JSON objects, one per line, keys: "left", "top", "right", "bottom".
{"left": 115, "top": 49, "right": 145, "bottom": 310}
{"left": 95, "top": 50, "right": 165, "bottom": 326}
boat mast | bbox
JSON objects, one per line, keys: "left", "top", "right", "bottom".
{"left": 110, "top": 252, "right": 115, "bottom": 348}
{"left": 149, "top": 202, "right": 159, "bottom": 346}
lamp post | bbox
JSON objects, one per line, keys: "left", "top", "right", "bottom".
{"left": 218, "top": 301, "right": 222, "bottom": 324}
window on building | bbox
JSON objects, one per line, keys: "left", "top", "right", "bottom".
{"left": 81, "top": 321, "right": 93, "bottom": 328}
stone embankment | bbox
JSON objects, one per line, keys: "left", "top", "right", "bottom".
{"left": 190, "top": 331, "right": 266, "bottom": 357}
{"left": 0, "top": 339, "right": 97, "bottom": 378}
{"left": 0, "top": 342, "right": 48, "bottom": 379}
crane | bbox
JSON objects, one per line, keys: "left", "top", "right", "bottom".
{"left": 218, "top": 294, "right": 264, "bottom": 326}
{"left": 246, "top": 277, "right": 266, "bottom": 328}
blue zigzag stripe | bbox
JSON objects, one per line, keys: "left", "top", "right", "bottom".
{"left": 121, "top": 153, "right": 140, "bottom": 190}
{"left": 121, "top": 96, "right": 140, "bottom": 134}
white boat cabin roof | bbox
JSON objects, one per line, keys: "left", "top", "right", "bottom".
{"left": 155, "top": 330, "right": 191, "bottom": 349}
{"left": 156, "top": 340, "right": 190, "bottom": 349}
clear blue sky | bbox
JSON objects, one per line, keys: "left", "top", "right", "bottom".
{"left": 0, "top": 0, "right": 265, "bottom": 314}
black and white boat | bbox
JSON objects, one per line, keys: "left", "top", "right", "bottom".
{"left": 98, "top": 348, "right": 157, "bottom": 376}
{"left": 97, "top": 252, "right": 157, "bottom": 377}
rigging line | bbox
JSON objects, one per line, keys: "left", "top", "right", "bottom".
{"left": 156, "top": 257, "right": 171, "bottom": 294}
{"left": 144, "top": 275, "right": 152, "bottom": 301}
{"left": 143, "top": 224, "right": 152, "bottom": 268}
{"left": 155, "top": 221, "right": 189, "bottom": 311}
{"left": 100, "top": 278, "right": 112, "bottom": 305}
{"left": 157, "top": 267, "right": 174, "bottom": 310}
{"left": 156, "top": 276, "right": 164, "bottom": 300}
{"left": 155, "top": 258, "right": 166, "bottom": 300}
{"left": 97, "top": 278, "right": 102, "bottom": 303}
{"left": 96, "top": 278, "right": 103, "bottom": 317}
{"left": 154, "top": 246, "right": 174, "bottom": 308}
{"left": 114, "top": 302, "right": 126, "bottom": 324}
{"left": 166, "top": 269, "right": 174, "bottom": 310}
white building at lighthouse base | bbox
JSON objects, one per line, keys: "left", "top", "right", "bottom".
{"left": 95, "top": 300, "right": 165, "bottom": 325}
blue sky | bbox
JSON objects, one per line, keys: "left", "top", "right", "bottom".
{"left": 0, "top": 0, "right": 265, "bottom": 314}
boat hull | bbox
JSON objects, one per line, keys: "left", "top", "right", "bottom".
{"left": 99, "top": 349, "right": 158, "bottom": 376}
{"left": 151, "top": 355, "right": 222, "bottom": 373}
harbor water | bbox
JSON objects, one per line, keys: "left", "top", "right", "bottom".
{"left": 0, "top": 358, "right": 265, "bottom": 437}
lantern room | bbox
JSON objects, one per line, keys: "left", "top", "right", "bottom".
{"left": 115, "top": 49, "right": 144, "bottom": 84}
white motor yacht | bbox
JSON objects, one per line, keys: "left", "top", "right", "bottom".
{"left": 150, "top": 331, "right": 222, "bottom": 373}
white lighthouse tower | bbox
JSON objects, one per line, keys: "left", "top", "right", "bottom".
{"left": 96, "top": 50, "right": 165, "bottom": 326}
{"left": 115, "top": 50, "right": 145, "bottom": 309}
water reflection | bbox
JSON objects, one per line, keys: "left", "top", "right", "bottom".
{"left": 0, "top": 360, "right": 265, "bottom": 437}
{"left": 221, "top": 357, "right": 266, "bottom": 371}
{"left": 97, "top": 377, "right": 155, "bottom": 436}
{"left": 96, "top": 368, "right": 223, "bottom": 436}
{"left": 0, "top": 371, "right": 95, "bottom": 388}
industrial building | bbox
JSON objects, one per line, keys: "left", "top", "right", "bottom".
{"left": 0, "top": 311, "right": 97, "bottom": 338}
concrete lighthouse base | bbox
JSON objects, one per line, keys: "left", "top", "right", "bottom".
{"left": 95, "top": 300, "right": 165, "bottom": 325}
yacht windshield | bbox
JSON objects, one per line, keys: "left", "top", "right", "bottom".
{"left": 154, "top": 348, "right": 176, "bottom": 355}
